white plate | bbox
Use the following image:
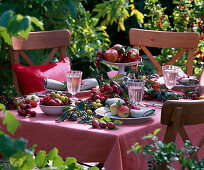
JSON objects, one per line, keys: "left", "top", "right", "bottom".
{"left": 95, "top": 107, "right": 157, "bottom": 124}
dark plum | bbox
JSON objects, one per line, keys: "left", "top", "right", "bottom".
{"left": 92, "top": 120, "right": 100, "bottom": 128}
{"left": 99, "top": 121, "right": 107, "bottom": 128}
{"left": 70, "top": 114, "right": 78, "bottom": 121}
{"left": 107, "top": 122, "right": 115, "bottom": 129}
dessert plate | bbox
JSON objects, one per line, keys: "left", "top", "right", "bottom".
{"left": 95, "top": 107, "right": 157, "bottom": 124}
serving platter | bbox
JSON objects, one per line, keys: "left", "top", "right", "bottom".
{"left": 95, "top": 107, "right": 157, "bottom": 124}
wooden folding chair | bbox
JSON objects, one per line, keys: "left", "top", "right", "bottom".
{"left": 129, "top": 28, "right": 200, "bottom": 76}
{"left": 159, "top": 100, "right": 204, "bottom": 169}
{"left": 11, "top": 30, "right": 71, "bottom": 93}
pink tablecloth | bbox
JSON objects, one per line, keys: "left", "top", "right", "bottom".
{"left": 1, "top": 101, "right": 204, "bottom": 170}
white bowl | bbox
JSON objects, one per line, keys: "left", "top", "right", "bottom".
{"left": 39, "top": 105, "right": 68, "bottom": 115}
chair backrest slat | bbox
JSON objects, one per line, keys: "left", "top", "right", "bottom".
{"left": 12, "top": 30, "right": 70, "bottom": 50}
{"left": 161, "top": 100, "right": 204, "bottom": 125}
{"left": 129, "top": 28, "right": 200, "bottom": 49}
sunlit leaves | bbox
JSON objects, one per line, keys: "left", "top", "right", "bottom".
{"left": 93, "top": 0, "right": 144, "bottom": 32}
{"left": 0, "top": 10, "right": 43, "bottom": 45}
{"left": 35, "top": 150, "right": 47, "bottom": 168}
{"left": 2, "top": 110, "right": 20, "bottom": 135}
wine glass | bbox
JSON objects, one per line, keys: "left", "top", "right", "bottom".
{"left": 127, "top": 79, "right": 145, "bottom": 105}
{"left": 162, "top": 65, "right": 178, "bottom": 90}
{"left": 66, "top": 71, "right": 83, "bottom": 101}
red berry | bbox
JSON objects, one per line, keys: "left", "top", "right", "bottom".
{"left": 26, "top": 104, "right": 32, "bottom": 109}
{"left": 91, "top": 88, "right": 98, "bottom": 93}
{"left": 119, "top": 88, "right": 124, "bottom": 94}
{"left": 104, "top": 83, "right": 111, "bottom": 91}
{"left": 108, "top": 87, "right": 113, "bottom": 94}
{"left": 30, "top": 111, "right": 37, "bottom": 117}
{"left": 18, "top": 109, "right": 24, "bottom": 116}
{"left": 100, "top": 87, "right": 105, "bottom": 93}
{"left": 112, "top": 85, "right": 118, "bottom": 92}
{"left": 97, "top": 50, "right": 103, "bottom": 55}
{"left": 20, "top": 103, "right": 27, "bottom": 110}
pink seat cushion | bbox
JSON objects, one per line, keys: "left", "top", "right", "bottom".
{"left": 12, "top": 57, "right": 71, "bottom": 94}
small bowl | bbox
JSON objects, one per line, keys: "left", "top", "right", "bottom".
{"left": 39, "top": 105, "right": 68, "bottom": 115}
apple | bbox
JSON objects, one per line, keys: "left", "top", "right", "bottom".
{"left": 126, "top": 48, "right": 141, "bottom": 62}
{"left": 104, "top": 49, "right": 118, "bottom": 62}
{"left": 25, "top": 94, "right": 40, "bottom": 107}
{"left": 110, "top": 103, "right": 118, "bottom": 115}
{"left": 112, "top": 44, "right": 125, "bottom": 54}
{"left": 118, "top": 105, "right": 130, "bottom": 118}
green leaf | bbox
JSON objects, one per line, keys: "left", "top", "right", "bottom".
{"left": 0, "top": 28, "right": 12, "bottom": 44}
{"left": 47, "top": 148, "right": 58, "bottom": 161}
{"left": 56, "top": 111, "right": 70, "bottom": 123}
{"left": 153, "top": 128, "right": 161, "bottom": 135}
{"left": 19, "top": 16, "right": 30, "bottom": 32}
{"left": 64, "top": 0, "right": 78, "bottom": 19}
{"left": 76, "top": 101, "right": 85, "bottom": 111}
{"left": 0, "top": 10, "right": 13, "bottom": 28}
{"left": 0, "top": 134, "right": 27, "bottom": 158}
{"left": 30, "top": 16, "right": 43, "bottom": 30}
{"left": 21, "top": 153, "right": 35, "bottom": 170}
{"left": 0, "top": 104, "right": 6, "bottom": 114}
{"left": 35, "top": 150, "right": 47, "bottom": 168}
{"left": 3, "top": 111, "right": 20, "bottom": 135}
{"left": 9, "top": 151, "right": 27, "bottom": 167}
{"left": 52, "top": 155, "right": 64, "bottom": 167}
{"left": 64, "top": 157, "right": 77, "bottom": 167}
{"left": 102, "top": 116, "right": 111, "bottom": 123}
{"left": 114, "top": 74, "right": 125, "bottom": 80}
{"left": 113, "top": 120, "right": 123, "bottom": 125}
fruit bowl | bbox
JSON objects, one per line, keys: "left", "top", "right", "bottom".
{"left": 39, "top": 105, "right": 67, "bottom": 115}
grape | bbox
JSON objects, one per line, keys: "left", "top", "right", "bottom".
{"left": 70, "top": 114, "right": 78, "bottom": 121}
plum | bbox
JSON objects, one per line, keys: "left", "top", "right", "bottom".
{"left": 92, "top": 120, "right": 100, "bottom": 128}
{"left": 99, "top": 121, "right": 107, "bottom": 128}
{"left": 107, "top": 122, "right": 115, "bottom": 129}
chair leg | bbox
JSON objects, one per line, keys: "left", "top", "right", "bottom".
{"left": 159, "top": 107, "right": 183, "bottom": 170}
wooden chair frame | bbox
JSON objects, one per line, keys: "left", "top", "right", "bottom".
{"left": 11, "top": 29, "right": 71, "bottom": 93}
{"left": 158, "top": 100, "right": 204, "bottom": 169}
{"left": 129, "top": 28, "right": 200, "bottom": 76}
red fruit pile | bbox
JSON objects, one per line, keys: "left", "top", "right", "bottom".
{"left": 96, "top": 44, "right": 141, "bottom": 64}
{"left": 0, "top": 94, "right": 16, "bottom": 110}
{"left": 91, "top": 120, "right": 116, "bottom": 130}
{"left": 40, "top": 92, "right": 71, "bottom": 106}
{"left": 88, "top": 82, "right": 124, "bottom": 104}
{"left": 18, "top": 103, "right": 36, "bottom": 117}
